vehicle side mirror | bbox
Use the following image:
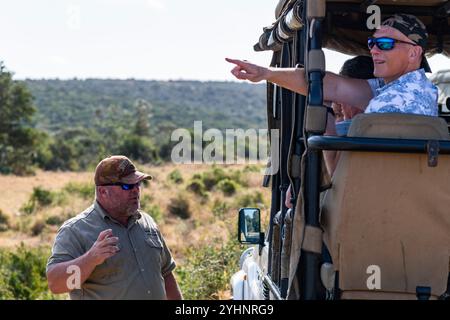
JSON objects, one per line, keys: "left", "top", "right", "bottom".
{"left": 446, "top": 97, "right": 450, "bottom": 111}
{"left": 238, "top": 208, "right": 263, "bottom": 245}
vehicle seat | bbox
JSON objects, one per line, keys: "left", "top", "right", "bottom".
{"left": 321, "top": 113, "right": 450, "bottom": 299}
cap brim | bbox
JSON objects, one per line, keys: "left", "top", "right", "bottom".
{"left": 421, "top": 55, "right": 432, "bottom": 73}
{"left": 121, "top": 171, "right": 153, "bottom": 184}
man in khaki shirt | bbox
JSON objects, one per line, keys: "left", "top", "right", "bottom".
{"left": 46, "top": 155, "right": 182, "bottom": 300}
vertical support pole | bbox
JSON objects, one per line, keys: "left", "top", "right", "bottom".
{"left": 300, "top": 0, "right": 326, "bottom": 300}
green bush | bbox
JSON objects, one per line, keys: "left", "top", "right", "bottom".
{"left": 168, "top": 169, "right": 183, "bottom": 184}
{"left": 0, "top": 244, "right": 58, "bottom": 299}
{"left": 186, "top": 179, "right": 207, "bottom": 198}
{"left": 236, "top": 191, "right": 265, "bottom": 208}
{"left": 118, "top": 134, "right": 159, "bottom": 164}
{"left": 243, "top": 164, "right": 261, "bottom": 173}
{"left": 188, "top": 166, "right": 244, "bottom": 195}
{"left": 41, "top": 135, "right": 80, "bottom": 171}
{"left": 140, "top": 194, "right": 163, "bottom": 224}
{"left": 0, "top": 63, "right": 42, "bottom": 176}
{"left": 20, "top": 187, "right": 56, "bottom": 215}
{"left": 20, "top": 201, "right": 36, "bottom": 215}
{"left": 168, "top": 195, "right": 191, "bottom": 219}
{"left": 212, "top": 200, "right": 230, "bottom": 220}
{"left": 53, "top": 191, "right": 69, "bottom": 206}
{"left": 176, "top": 239, "right": 242, "bottom": 299}
{"left": 31, "top": 187, "right": 54, "bottom": 207}
{"left": 201, "top": 166, "right": 227, "bottom": 190}
{"left": 0, "top": 263, "right": 14, "bottom": 299}
{"left": 217, "top": 179, "right": 239, "bottom": 196}
{"left": 229, "top": 170, "right": 246, "bottom": 186}
{"left": 63, "top": 182, "right": 94, "bottom": 200}
{"left": 147, "top": 204, "right": 163, "bottom": 224}
{"left": 0, "top": 209, "right": 10, "bottom": 232}
{"left": 45, "top": 215, "right": 65, "bottom": 226}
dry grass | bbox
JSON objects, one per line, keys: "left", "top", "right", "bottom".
{"left": 0, "top": 170, "right": 93, "bottom": 217}
{"left": 0, "top": 163, "right": 270, "bottom": 256}
{"left": 0, "top": 162, "right": 271, "bottom": 299}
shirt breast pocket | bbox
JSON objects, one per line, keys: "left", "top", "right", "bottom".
{"left": 143, "top": 232, "right": 163, "bottom": 268}
{"left": 144, "top": 231, "right": 162, "bottom": 248}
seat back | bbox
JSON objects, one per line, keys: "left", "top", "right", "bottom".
{"left": 321, "top": 113, "right": 450, "bottom": 299}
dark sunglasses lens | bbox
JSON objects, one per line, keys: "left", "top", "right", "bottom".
{"left": 368, "top": 38, "right": 395, "bottom": 50}
{"left": 377, "top": 38, "right": 395, "bottom": 50}
{"left": 121, "top": 182, "right": 141, "bottom": 190}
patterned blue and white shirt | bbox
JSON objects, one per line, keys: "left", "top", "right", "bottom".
{"left": 365, "top": 68, "right": 438, "bottom": 116}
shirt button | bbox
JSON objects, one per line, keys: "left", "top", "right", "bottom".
{"left": 141, "top": 268, "right": 145, "bottom": 272}
{"left": 147, "top": 290, "right": 151, "bottom": 294}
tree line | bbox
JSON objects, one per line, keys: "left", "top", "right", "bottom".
{"left": 0, "top": 62, "right": 266, "bottom": 175}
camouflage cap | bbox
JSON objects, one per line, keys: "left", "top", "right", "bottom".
{"left": 94, "top": 155, "right": 152, "bottom": 186}
{"left": 381, "top": 14, "right": 431, "bottom": 72}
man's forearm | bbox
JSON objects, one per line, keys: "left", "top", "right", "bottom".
{"left": 164, "top": 272, "right": 183, "bottom": 300}
{"left": 266, "top": 68, "right": 338, "bottom": 100}
{"left": 266, "top": 67, "right": 308, "bottom": 96}
{"left": 266, "top": 68, "right": 372, "bottom": 111}
{"left": 47, "top": 252, "right": 97, "bottom": 294}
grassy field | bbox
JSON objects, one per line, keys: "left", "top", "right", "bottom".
{"left": 0, "top": 163, "right": 271, "bottom": 299}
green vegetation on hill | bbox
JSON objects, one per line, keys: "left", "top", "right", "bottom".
{"left": 25, "top": 79, "right": 267, "bottom": 133}
{"left": 1, "top": 60, "right": 267, "bottom": 174}
{"left": 0, "top": 63, "right": 41, "bottom": 175}
{"left": 25, "top": 79, "right": 266, "bottom": 169}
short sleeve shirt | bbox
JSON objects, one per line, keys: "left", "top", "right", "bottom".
{"left": 47, "top": 201, "right": 176, "bottom": 300}
{"left": 365, "top": 68, "right": 438, "bottom": 116}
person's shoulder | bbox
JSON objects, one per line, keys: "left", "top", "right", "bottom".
{"left": 59, "top": 204, "right": 97, "bottom": 230}
{"left": 404, "top": 69, "right": 438, "bottom": 97}
{"left": 406, "top": 68, "right": 433, "bottom": 86}
{"left": 368, "top": 77, "right": 384, "bottom": 88}
{"left": 137, "top": 210, "right": 158, "bottom": 229}
{"left": 367, "top": 78, "right": 385, "bottom": 96}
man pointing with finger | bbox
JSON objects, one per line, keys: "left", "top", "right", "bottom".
{"left": 46, "top": 155, "right": 182, "bottom": 300}
{"left": 226, "top": 14, "right": 437, "bottom": 117}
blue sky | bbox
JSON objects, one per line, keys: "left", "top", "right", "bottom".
{"left": 1, "top": 0, "right": 448, "bottom": 81}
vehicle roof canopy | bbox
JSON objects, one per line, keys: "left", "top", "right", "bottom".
{"left": 430, "top": 69, "right": 450, "bottom": 105}
{"left": 258, "top": 0, "right": 449, "bottom": 58}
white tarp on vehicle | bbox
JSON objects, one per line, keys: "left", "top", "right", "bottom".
{"left": 430, "top": 69, "right": 450, "bottom": 110}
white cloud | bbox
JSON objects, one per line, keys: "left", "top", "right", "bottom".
{"left": 48, "top": 55, "right": 69, "bottom": 65}
{"left": 145, "top": 0, "right": 165, "bottom": 10}
{"left": 96, "top": 0, "right": 165, "bottom": 10}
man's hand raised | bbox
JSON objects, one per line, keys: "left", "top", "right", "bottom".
{"left": 226, "top": 58, "right": 269, "bottom": 83}
{"left": 86, "top": 229, "right": 119, "bottom": 266}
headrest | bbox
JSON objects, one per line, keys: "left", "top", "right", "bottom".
{"left": 348, "top": 113, "right": 450, "bottom": 140}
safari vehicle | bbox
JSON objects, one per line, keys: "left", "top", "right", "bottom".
{"left": 431, "top": 69, "right": 450, "bottom": 116}
{"left": 231, "top": 0, "right": 450, "bottom": 300}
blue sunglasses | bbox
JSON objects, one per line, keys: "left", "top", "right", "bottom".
{"left": 102, "top": 181, "right": 142, "bottom": 190}
{"left": 368, "top": 37, "right": 418, "bottom": 51}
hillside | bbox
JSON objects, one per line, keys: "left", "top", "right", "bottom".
{"left": 24, "top": 79, "right": 267, "bottom": 133}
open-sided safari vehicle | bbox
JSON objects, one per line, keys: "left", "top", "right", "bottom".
{"left": 231, "top": 0, "right": 450, "bottom": 300}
